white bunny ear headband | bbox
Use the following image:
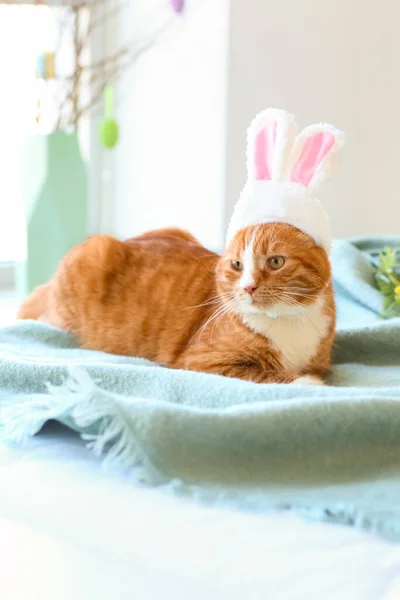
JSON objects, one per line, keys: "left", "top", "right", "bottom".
{"left": 226, "top": 108, "right": 345, "bottom": 253}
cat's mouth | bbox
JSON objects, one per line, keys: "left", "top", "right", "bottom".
{"left": 235, "top": 292, "right": 306, "bottom": 317}
{"left": 236, "top": 293, "right": 274, "bottom": 311}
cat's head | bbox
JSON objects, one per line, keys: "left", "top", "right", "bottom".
{"left": 227, "top": 108, "right": 344, "bottom": 259}
{"left": 216, "top": 223, "right": 331, "bottom": 318}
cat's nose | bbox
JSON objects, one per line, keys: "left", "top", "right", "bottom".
{"left": 244, "top": 285, "right": 257, "bottom": 296}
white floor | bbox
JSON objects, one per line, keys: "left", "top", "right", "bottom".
{"left": 1, "top": 424, "right": 400, "bottom": 600}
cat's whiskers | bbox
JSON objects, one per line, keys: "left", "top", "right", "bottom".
{"left": 186, "top": 296, "right": 223, "bottom": 311}
{"left": 265, "top": 285, "right": 320, "bottom": 291}
{"left": 276, "top": 294, "right": 333, "bottom": 331}
{"left": 210, "top": 302, "right": 236, "bottom": 343}
{"left": 263, "top": 289, "right": 318, "bottom": 297}
{"left": 279, "top": 292, "right": 318, "bottom": 300}
{"left": 254, "top": 291, "right": 318, "bottom": 306}
{"left": 276, "top": 290, "right": 336, "bottom": 320}
{"left": 186, "top": 292, "right": 235, "bottom": 311}
{"left": 186, "top": 299, "right": 220, "bottom": 311}
{"left": 308, "top": 273, "right": 330, "bottom": 288}
{"left": 204, "top": 298, "right": 237, "bottom": 331}
{"left": 189, "top": 296, "right": 237, "bottom": 344}
{"left": 276, "top": 288, "right": 336, "bottom": 319}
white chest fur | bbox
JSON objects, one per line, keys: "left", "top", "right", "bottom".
{"left": 239, "top": 296, "right": 330, "bottom": 373}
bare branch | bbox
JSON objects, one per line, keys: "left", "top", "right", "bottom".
{"left": 87, "top": 0, "right": 128, "bottom": 37}
{"left": 42, "top": 0, "right": 178, "bottom": 130}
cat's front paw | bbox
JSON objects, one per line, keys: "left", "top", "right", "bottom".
{"left": 292, "top": 375, "right": 325, "bottom": 386}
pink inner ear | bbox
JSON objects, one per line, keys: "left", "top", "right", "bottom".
{"left": 254, "top": 120, "right": 277, "bottom": 180}
{"left": 291, "top": 132, "right": 335, "bottom": 187}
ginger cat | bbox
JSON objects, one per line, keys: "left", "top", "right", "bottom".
{"left": 18, "top": 223, "right": 335, "bottom": 385}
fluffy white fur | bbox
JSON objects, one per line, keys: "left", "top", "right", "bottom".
{"left": 292, "top": 375, "right": 325, "bottom": 386}
{"left": 227, "top": 108, "right": 345, "bottom": 254}
{"left": 227, "top": 180, "right": 332, "bottom": 253}
{"left": 238, "top": 296, "right": 330, "bottom": 374}
{"left": 239, "top": 228, "right": 257, "bottom": 290}
{"left": 246, "top": 108, "right": 296, "bottom": 181}
{"left": 289, "top": 123, "right": 345, "bottom": 191}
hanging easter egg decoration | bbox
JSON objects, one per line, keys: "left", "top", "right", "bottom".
{"left": 36, "top": 54, "right": 46, "bottom": 79}
{"left": 99, "top": 85, "right": 119, "bottom": 149}
{"left": 45, "top": 52, "right": 56, "bottom": 80}
{"left": 170, "top": 0, "right": 185, "bottom": 14}
{"left": 36, "top": 51, "right": 56, "bottom": 81}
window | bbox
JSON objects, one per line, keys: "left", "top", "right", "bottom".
{"left": 0, "top": 4, "right": 67, "bottom": 263}
{"left": 0, "top": 5, "right": 53, "bottom": 262}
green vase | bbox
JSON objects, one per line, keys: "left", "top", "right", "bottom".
{"left": 16, "top": 132, "right": 88, "bottom": 298}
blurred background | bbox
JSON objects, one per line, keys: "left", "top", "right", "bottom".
{"left": 0, "top": 0, "right": 399, "bottom": 310}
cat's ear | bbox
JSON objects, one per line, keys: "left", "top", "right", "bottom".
{"left": 247, "top": 108, "right": 296, "bottom": 182}
{"left": 290, "top": 124, "right": 345, "bottom": 189}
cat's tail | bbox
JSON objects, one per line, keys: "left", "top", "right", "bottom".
{"left": 17, "top": 282, "right": 51, "bottom": 321}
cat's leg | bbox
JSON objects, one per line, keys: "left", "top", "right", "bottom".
{"left": 183, "top": 356, "right": 294, "bottom": 384}
{"left": 296, "top": 314, "right": 335, "bottom": 386}
{"left": 286, "top": 326, "right": 334, "bottom": 386}
{"left": 221, "top": 367, "right": 324, "bottom": 385}
{"left": 19, "top": 235, "right": 128, "bottom": 336}
{"left": 45, "top": 235, "right": 130, "bottom": 334}
{"left": 17, "top": 283, "right": 51, "bottom": 321}
{"left": 290, "top": 375, "right": 325, "bottom": 386}
{"left": 183, "top": 349, "right": 328, "bottom": 384}
{"left": 17, "top": 235, "right": 122, "bottom": 324}
{"left": 293, "top": 343, "right": 333, "bottom": 386}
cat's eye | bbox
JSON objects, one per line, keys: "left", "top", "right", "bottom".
{"left": 231, "top": 259, "right": 243, "bottom": 271}
{"left": 268, "top": 256, "right": 285, "bottom": 270}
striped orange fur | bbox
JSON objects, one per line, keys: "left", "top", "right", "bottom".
{"left": 18, "top": 224, "right": 335, "bottom": 384}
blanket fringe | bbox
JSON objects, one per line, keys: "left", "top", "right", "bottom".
{"left": 1, "top": 366, "right": 147, "bottom": 475}
{"left": 160, "top": 480, "right": 400, "bottom": 541}
{"left": 0, "top": 374, "right": 80, "bottom": 444}
{"left": 2, "top": 368, "right": 400, "bottom": 540}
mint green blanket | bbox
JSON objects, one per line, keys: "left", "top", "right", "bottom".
{"left": 1, "top": 237, "right": 400, "bottom": 541}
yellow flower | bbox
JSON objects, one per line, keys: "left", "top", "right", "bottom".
{"left": 395, "top": 285, "right": 400, "bottom": 295}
